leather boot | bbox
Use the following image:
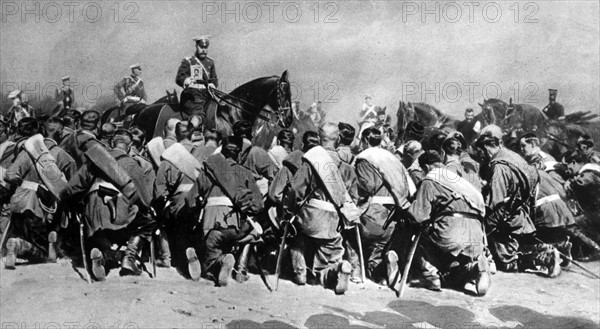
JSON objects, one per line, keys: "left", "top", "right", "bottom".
{"left": 235, "top": 244, "right": 251, "bottom": 283}
{"left": 120, "top": 236, "right": 145, "bottom": 276}
{"left": 157, "top": 230, "right": 171, "bottom": 268}
{"left": 47, "top": 231, "right": 58, "bottom": 263}
{"left": 334, "top": 260, "right": 352, "bottom": 295}
{"left": 217, "top": 253, "right": 235, "bottom": 287}
{"left": 186, "top": 248, "right": 201, "bottom": 281}
{"left": 569, "top": 227, "right": 600, "bottom": 261}
{"left": 90, "top": 248, "right": 106, "bottom": 281}
{"left": 519, "top": 246, "right": 561, "bottom": 278}
{"left": 289, "top": 245, "right": 307, "bottom": 285}
{"left": 465, "top": 255, "right": 491, "bottom": 296}
{"left": 5, "top": 238, "right": 20, "bottom": 269}
{"left": 386, "top": 250, "right": 400, "bottom": 290}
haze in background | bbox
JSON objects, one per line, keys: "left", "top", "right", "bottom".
{"left": 1, "top": 1, "right": 598, "bottom": 124}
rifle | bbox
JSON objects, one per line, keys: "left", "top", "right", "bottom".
{"left": 354, "top": 224, "right": 366, "bottom": 283}
{"left": 75, "top": 212, "right": 92, "bottom": 284}
{"left": 395, "top": 229, "right": 422, "bottom": 298}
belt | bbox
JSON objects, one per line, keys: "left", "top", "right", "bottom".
{"left": 371, "top": 196, "right": 395, "bottom": 205}
{"left": 175, "top": 183, "right": 194, "bottom": 193}
{"left": 21, "top": 180, "right": 40, "bottom": 191}
{"left": 188, "top": 83, "right": 207, "bottom": 90}
{"left": 205, "top": 196, "right": 233, "bottom": 207}
{"left": 535, "top": 194, "right": 561, "bottom": 207}
{"left": 307, "top": 199, "right": 337, "bottom": 212}
{"left": 438, "top": 212, "right": 481, "bottom": 221}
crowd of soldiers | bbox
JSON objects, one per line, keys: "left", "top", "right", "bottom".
{"left": 1, "top": 104, "right": 599, "bottom": 296}
{"left": 1, "top": 35, "right": 600, "bottom": 298}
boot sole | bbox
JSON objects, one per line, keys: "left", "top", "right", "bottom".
{"left": 218, "top": 254, "right": 235, "bottom": 287}
{"left": 5, "top": 239, "right": 17, "bottom": 270}
{"left": 475, "top": 256, "right": 491, "bottom": 296}
{"left": 186, "top": 248, "right": 202, "bottom": 281}
{"left": 47, "top": 231, "right": 57, "bottom": 263}
{"left": 386, "top": 251, "right": 400, "bottom": 290}
{"left": 90, "top": 248, "right": 106, "bottom": 281}
{"left": 335, "top": 260, "right": 352, "bottom": 295}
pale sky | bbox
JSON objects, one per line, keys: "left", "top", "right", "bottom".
{"left": 1, "top": 1, "right": 598, "bottom": 123}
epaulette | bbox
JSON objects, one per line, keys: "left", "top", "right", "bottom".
{"left": 184, "top": 55, "right": 192, "bottom": 61}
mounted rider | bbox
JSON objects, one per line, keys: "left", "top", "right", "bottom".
{"left": 5, "top": 90, "right": 35, "bottom": 131}
{"left": 56, "top": 76, "right": 74, "bottom": 114}
{"left": 176, "top": 35, "right": 218, "bottom": 124}
{"left": 541, "top": 89, "right": 565, "bottom": 121}
{"left": 114, "top": 64, "right": 147, "bottom": 119}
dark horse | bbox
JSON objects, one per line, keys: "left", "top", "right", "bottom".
{"left": 395, "top": 100, "right": 457, "bottom": 145}
{"left": 477, "top": 98, "right": 546, "bottom": 136}
{"left": 131, "top": 71, "right": 294, "bottom": 149}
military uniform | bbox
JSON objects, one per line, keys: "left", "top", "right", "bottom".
{"left": 56, "top": 85, "right": 74, "bottom": 110}
{"left": 5, "top": 105, "right": 35, "bottom": 129}
{"left": 61, "top": 146, "right": 156, "bottom": 278}
{"left": 114, "top": 75, "right": 147, "bottom": 115}
{"left": 176, "top": 53, "right": 218, "bottom": 119}
{"left": 239, "top": 138, "right": 279, "bottom": 195}
{"left": 483, "top": 148, "right": 559, "bottom": 275}
{"left": 525, "top": 150, "right": 556, "bottom": 170}
{"left": 287, "top": 146, "right": 356, "bottom": 291}
{"left": 355, "top": 147, "right": 412, "bottom": 283}
{"left": 336, "top": 145, "right": 355, "bottom": 165}
{"left": 408, "top": 166, "right": 488, "bottom": 293}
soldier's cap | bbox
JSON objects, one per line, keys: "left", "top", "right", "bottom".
{"left": 406, "top": 121, "right": 425, "bottom": 137}
{"left": 80, "top": 110, "right": 100, "bottom": 130}
{"left": 62, "top": 76, "right": 70, "bottom": 81}
{"left": 445, "top": 131, "right": 467, "bottom": 148}
{"left": 549, "top": 89, "right": 558, "bottom": 95}
{"left": 130, "top": 64, "right": 141, "bottom": 70}
{"left": 193, "top": 35, "right": 211, "bottom": 47}
{"left": 338, "top": 122, "right": 356, "bottom": 140}
{"left": 17, "top": 117, "right": 39, "bottom": 137}
{"left": 222, "top": 135, "right": 243, "bottom": 149}
{"left": 8, "top": 90, "right": 21, "bottom": 100}
{"left": 233, "top": 120, "right": 253, "bottom": 139}
{"left": 480, "top": 124, "right": 503, "bottom": 140}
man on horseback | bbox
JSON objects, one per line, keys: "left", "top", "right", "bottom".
{"left": 114, "top": 64, "right": 147, "bottom": 119}
{"left": 176, "top": 35, "right": 218, "bottom": 124}
{"left": 542, "top": 89, "right": 564, "bottom": 121}
{"left": 56, "top": 76, "right": 74, "bottom": 113}
{"left": 5, "top": 90, "right": 35, "bottom": 131}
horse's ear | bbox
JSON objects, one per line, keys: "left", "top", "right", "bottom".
{"left": 281, "top": 70, "right": 289, "bottom": 83}
{"left": 165, "top": 89, "right": 170, "bottom": 95}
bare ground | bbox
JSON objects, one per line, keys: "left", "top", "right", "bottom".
{"left": 0, "top": 259, "right": 598, "bottom": 329}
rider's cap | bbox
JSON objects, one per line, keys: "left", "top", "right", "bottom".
{"left": 17, "top": 117, "right": 39, "bottom": 137}
{"left": 193, "top": 35, "right": 211, "bottom": 47}
{"left": 130, "top": 64, "right": 141, "bottom": 70}
{"left": 62, "top": 76, "right": 70, "bottom": 81}
{"left": 8, "top": 90, "right": 21, "bottom": 100}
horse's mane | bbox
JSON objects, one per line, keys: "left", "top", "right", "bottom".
{"left": 229, "top": 76, "right": 278, "bottom": 97}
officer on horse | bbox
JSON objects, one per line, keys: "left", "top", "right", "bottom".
{"left": 114, "top": 64, "right": 148, "bottom": 120}
{"left": 176, "top": 35, "right": 219, "bottom": 125}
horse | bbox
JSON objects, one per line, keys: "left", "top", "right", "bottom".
{"left": 477, "top": 98, "right": 547, "bottom": 136}
{"left": 99, "top": 89, "right": 179, "bottom": 131}
{"left": 395, "top": 100, "right": 457, "bottom": 145}
{"left": 131, "top": 71, "right": 296, "bottom": 150}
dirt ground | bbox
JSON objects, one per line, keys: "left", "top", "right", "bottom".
{"left": 0, "top": 258, "right": 598, "bottom": 329}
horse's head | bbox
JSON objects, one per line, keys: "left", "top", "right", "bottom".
{"left": 273, "top": 70, "right": 293, "bottom": 128}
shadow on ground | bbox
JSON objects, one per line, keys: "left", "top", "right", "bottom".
{"left": 227, "top": 300, "right": 598, "bottom": 328}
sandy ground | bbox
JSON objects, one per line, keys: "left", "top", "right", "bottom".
{"left": 0, "top": 258, "right": 598, "bottom": 329}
